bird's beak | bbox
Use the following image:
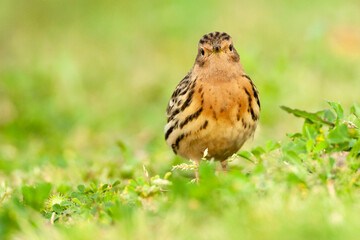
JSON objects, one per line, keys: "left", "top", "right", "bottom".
{"left": 213, "top": 45, "right": 221, "bottom": 53}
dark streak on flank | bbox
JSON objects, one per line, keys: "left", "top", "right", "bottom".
{"left": 212, "top": 110, "right": 217, "bottom": 120}
{"left": 242, "top": 74, "right": 251, "bottom": 82}
{"left": 165, "top": 120, "right": 179, "bottom": 140}
{"left": 181, "top": 89, "right": 195, "bottom": 111}
{"left": 165, "top": 125, "right": 174, "bottom": 140}
{"left": 200, "top": 90, "right": 204, "bottom": 104}
{"left": 244, "top": 87, "right": 254, "bottom": 118}
{"left": 173, "top": 133, "right": 186, "bottom": 151}
{"left": 236, "top": 103, "right": 242, "bottom": 121}
{"left": 175, "top": 134, "right": 184, "bottom": 148}
{"left": 202, "top": 120, "right": 208, "bottom": 130}
{"left": 171, "top": 88, "right": 181, "bottom": 97}
{"left": 171, "top": 134, "right": 182, "bottom": 152}
{"left": 199, "top": 39, "right": 205, "bottom": 44}
{"left": 180, "top": 107, "right": 203, "bottom": 129}
{"left": 244, "top": 86, "right": 258, "bottom": 121}
{"left": 176, "top": 82, "right": 190, "bottom": 96}
{"left": 191, "top": 77, "right": 198, "bottom": 89}
{"left": 252, "top": 86, "right": 260, "bottom": 109}
{"left": 179, "top": 89, "right": 188, "bottom": 96}
{"left": 171, "top": 143, "right": 177, "bottom": 154}
{"left": 250, "top": 108, "right": 258, "bottom": 121}
{"left": 244, "top": 87, "right": 251, "bottom": 103}
{"left": 171, "top": 74, "right": 191, "bottom": 99}
{"left": 241, "top": 118, "right": 246, "bottom": 128}
{"left": 171, "top": 81, "right": 189, "bottom": 98}
{"left": 241, "top": 118, "right": 248, "bottom": 129}
{"left": 243, "top": 74, "right": 260, "bottom": 109}
{"left": 167, "top": 108, "right": 180, "bottom": 122}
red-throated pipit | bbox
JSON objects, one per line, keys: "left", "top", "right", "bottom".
{"left": 165, "top": 32, "right": 260, "bottom": 182}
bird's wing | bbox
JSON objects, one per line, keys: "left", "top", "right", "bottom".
{"left": 166, "top": 72, "right": 193, "bottom": 122}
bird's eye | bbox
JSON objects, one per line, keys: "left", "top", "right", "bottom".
{"left": 229, "top": 44, "right": 233, "bottom": 51}
{"left": 201, "top": 48, "right": 205, "bottom": 56}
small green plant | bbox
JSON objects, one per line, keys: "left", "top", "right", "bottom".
{"left": 2, "top": 102, "right": 360, "bottom": 239}
{"left": 236, "top": 101, "right": 360, "bottom": 194}
{"left": 34, "top": 102, "right": 360, "bottom": 224}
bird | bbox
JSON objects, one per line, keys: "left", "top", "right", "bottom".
{"left": 165, "top": 32, "right": 260, "bottom": 182}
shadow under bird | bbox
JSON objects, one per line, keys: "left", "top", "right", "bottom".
{"left": 165, "top": 32, "right": 260, "bottom": 182}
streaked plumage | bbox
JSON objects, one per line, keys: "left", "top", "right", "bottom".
{"left": 165, "top": 32, "right": 260, "bottom": 178}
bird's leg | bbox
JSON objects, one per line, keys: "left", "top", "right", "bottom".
{"left": 221, "top": 161, "right": 228, "bottom": 172}
{"left": 190, "top": 159, "right": 200, "bottom": 184}
{"left": 195, "top": 167, "right": 200, "bottom": 184}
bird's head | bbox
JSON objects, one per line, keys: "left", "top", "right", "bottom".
{"left": 195, "top": 32, "right": 240, "bottom": 68}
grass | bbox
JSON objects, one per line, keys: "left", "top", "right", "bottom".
{"left": 1, "top": 0, "right": 360, "bottom": 239}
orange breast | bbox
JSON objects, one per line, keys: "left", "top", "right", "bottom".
{"left": 194, "top": 75, "right": 253, "bottom": 123}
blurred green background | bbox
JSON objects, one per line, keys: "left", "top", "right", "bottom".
{"left": 1, "top": 0, "right": 360, "bottom": 183}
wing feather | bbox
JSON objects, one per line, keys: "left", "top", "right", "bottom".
{"left": 164, "top": 72, "right": 193, "bottom": 141}
{"left": 166, "top": 72, "right": 192, "bottom": 121}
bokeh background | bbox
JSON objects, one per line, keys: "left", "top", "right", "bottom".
{"left": 1, "top": 0, "right": 360, "bottom": 184}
